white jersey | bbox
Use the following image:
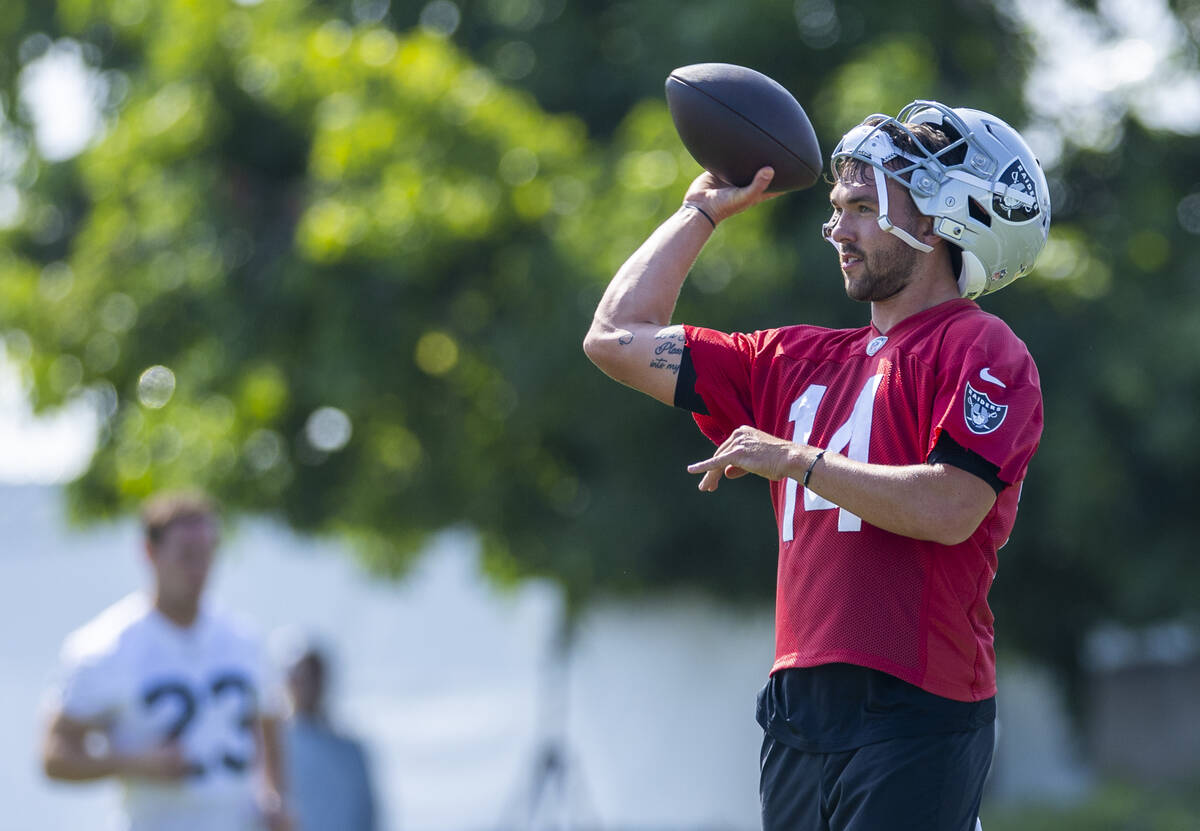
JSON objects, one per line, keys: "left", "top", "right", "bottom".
{"left": 51, "top": 593, "right": 285, "bottom": 831}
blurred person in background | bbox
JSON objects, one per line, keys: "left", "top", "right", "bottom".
{"left": 281, "top": 640, "right": 377, "bottom": 831}
{"left": 40, "top": 490, "right": 292, "bottom": 831}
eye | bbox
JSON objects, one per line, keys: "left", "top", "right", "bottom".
{"left": 857, "top": 204, "right": 875, "bottom": 215}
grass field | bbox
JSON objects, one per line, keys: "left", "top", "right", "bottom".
{"left": 982, "top": 780, "right": 1200, "bottom": 831}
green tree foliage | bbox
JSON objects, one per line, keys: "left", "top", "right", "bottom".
{"left": 1, "top": 0, "right": 1197, "bottom": 685}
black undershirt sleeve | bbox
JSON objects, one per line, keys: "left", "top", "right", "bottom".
{"left": 672, "top": 344, "right": 709, "bottom": 415}
{"left": 928, "top": 431, "right": 1008, "bottom": 494}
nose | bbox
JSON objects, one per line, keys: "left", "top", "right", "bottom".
{"left": 822, "top": 214, "right": 851, "bottom": 247}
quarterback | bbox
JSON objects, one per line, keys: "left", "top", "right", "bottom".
{"left": 584, "top": 101, "right": 1050, "bottom": 830}
{"left": 41, "top": 492, "right": 291, "bottom": 831}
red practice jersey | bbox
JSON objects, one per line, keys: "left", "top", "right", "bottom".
{"left": 683, "top": 298, "right": 1043, "bottom": 701}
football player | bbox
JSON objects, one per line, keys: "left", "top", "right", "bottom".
{"left": 41, "top": 491, "right": 291, "bottom": 831}
{"left": 584, "top": 101, "right": 1050, "bottom": 831}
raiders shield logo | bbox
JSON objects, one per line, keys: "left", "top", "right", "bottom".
{"left": 964, "top": 382, "right": 1008, "bottom": 435}
{"left": 993, "top": 159, "right": 1040, "bottom": 222}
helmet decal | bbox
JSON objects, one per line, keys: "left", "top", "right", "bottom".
{"left": 994, "top": 159, "right": 1040, "bottom": 222}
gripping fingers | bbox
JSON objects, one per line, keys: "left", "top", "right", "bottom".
{"left": 714, "top": 167, "right": 776, "bottom": 219}
{"left": 685, "top": 167, "right": 776, "bottom": 224}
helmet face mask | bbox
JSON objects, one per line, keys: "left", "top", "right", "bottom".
{"left": 830, "top": 100, "right": 1051, "bottom": 299}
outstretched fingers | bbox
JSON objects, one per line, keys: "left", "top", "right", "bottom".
{"left": 687, "top": 426, "right": 796, "bottom": 491}
{"left": 686, "top": 443, "right": 752, "bottom": 492}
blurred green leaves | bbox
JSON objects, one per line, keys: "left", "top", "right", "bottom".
{"left": 0, "top": 0, "right": 1198, "bottom": 682}
{"left": 3, "top": 1, "right": 779, "bottom": 596}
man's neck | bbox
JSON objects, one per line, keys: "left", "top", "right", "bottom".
{"left": 870, "top": 270, "right": 961, "bottom": 333}
{"left": 154, "top": 594, "right": 201, "bottom": 629}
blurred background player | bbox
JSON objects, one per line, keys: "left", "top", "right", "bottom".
{"left": 40, "top": 490, "right": 292, "bottom": 831}
{"left": 281, "top": 640, "right": 377, "bottom": 831}
{"left": 584, "top": 101, "right": 1050, "bottom": 830}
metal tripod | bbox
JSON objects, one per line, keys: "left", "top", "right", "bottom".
{"left": 498, "top": 617, "right": 600, "bottom": 831}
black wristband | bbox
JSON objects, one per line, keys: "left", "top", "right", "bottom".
{"left": 683, "top": 203, "right": 716, "bottom": 228}
{"left": 802, "top": 449, "right": 826, "bottom": 487}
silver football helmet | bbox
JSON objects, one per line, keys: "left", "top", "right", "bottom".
{"left": 829, "top": 100, "right": 1051, "bottom": 298}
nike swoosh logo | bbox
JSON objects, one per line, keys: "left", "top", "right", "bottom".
{"left": 979, "top": 367, "right": 1006, "bottom": 388}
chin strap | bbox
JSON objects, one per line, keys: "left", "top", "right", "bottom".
{"left": 869, "top": 161, "right": 934, "bottom": 253}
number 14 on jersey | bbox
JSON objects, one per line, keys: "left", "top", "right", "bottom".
{"left": 781, "top": 375, "right": 883, "bottom": 540}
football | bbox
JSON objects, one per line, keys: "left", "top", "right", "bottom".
{"left": 665, "top": 63, "right": 822, "bottom": 193}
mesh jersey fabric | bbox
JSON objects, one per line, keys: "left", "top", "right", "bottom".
{"left": 682, "top": 298, "right": 1042, "bottom": 701}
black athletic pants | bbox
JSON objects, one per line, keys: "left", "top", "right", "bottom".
{"left": 760, "top": 725, "right": 994, "bottom": 831}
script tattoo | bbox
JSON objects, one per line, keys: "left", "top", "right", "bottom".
{"left": 617, "top": 331, "right": 634, "bottom": 346}
{"left": 649, "top": 330, "right": 684, "bottom": 373}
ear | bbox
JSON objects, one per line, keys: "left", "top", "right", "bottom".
{"left": 916, "top": 213, "right": 940, "bottom": 247}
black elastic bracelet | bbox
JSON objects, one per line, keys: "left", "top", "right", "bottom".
{"left": 802, "top": 449, "right": 826, "bottom": 487}
{"left": 684, "top": 203, "right": 716, "bottom": 229}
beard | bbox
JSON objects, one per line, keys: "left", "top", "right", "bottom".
{"left": 842, "top": 234, "right": 920, "bottom": 302}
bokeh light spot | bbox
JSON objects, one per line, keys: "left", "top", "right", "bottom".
{"left": 499, "top": 147, "right": 539, "bottom": 186}
{"left": 353, "top": 0, "right": 391, "bottom": 24}
{"left": 794, "top": 0, "right": 841, "bottom": 48}
{"left": 37, "top": 262, "right": 74, "bottom": 302}
{"left": 618, "top": 150, "right": 679, "bottom": 191}
{"left": 551, "top": 176, "right": 587, "bottom": 215}
{"left": 415, "top": 331, "right": 460, "bottom": 376}
{"left": 420, "top": 1, "right": 461, "bottom": 36}
{"left": 100, "top": 293, "right": 139, "bottom": 333}
{"left": 494, "top": 41, "right": 536, "bottom": 80}
{"left": 305, "top": 406, "right": 353, "bottom": 452}
{"left": 146, "top": 83, "right": 195, "bottom": 136}
{"left": 137, "top": 365, "right": 176, "bottom": 409}
{"left": 487, "top": 0, "right": 542, "bottom": 29}
{"left": 377, "top": 425, "right": 422, "bottom": 472}
{"left": 240, "top": 365, "right": 289, "bottom": 422}
{"left": 0, "top": 185, "right": 22, "bottom": 229}
{"left": 314, "top": 20, "right": 353, "bottom": 59}
{"left": 237, "top": 55, "right": 279, "bottom": 98}
{"left": 245, "top": 428, "right": 286, "bottom": 472}
{"left": 359, "top": 29, "right": 399, "bottom": 66}
{"left": 112, "top": 0, "right": 149, "bottom": 27}
{"left": 1177, "top": 192, "right": 1200, "bottom": 234}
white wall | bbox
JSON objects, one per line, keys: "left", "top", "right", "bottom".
{"left": 0, "top": 485, "right": 771, "bottom": 831}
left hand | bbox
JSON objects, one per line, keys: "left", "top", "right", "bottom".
{"left": 686, "top": 425, "right": 799, "bottom": 491}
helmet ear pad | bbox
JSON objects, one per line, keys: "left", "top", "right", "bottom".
{"left": 958, "top": 250, "right": 989, "bottom": 299}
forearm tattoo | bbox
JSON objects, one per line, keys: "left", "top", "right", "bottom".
{"left": 649, "top": 330, "right": 684, "bottom": 373}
